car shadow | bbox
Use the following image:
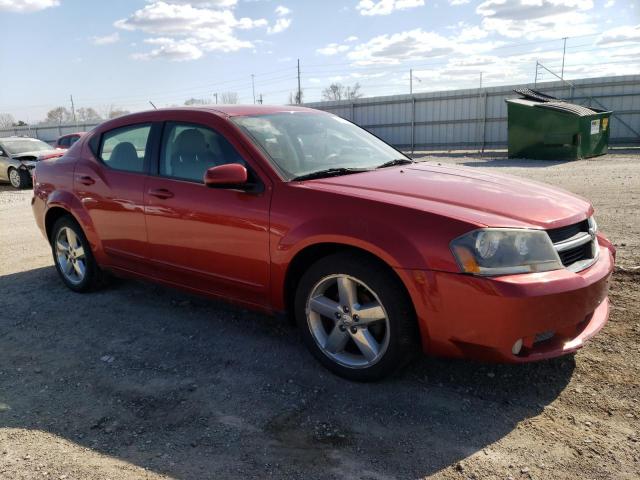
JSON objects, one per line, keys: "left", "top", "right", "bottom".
{"left": 0, "top": 266, "right": 575, "bottom": 479}
{"left": 457, "top": 157, "right": 575, "bottom": 169}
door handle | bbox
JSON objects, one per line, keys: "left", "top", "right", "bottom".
{"left": 78, "top": 175, "right": 95, "bottom": 186}
{"left": 148, "top": 188, "right": 174, "bottom": 199}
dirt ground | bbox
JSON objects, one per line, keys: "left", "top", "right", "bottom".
{"left": 0, "top": 154, "right": 638, "bottom": 480}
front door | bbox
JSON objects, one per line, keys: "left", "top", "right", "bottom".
{"left": 144, "top": 121, "right": 271, "bottom": 308}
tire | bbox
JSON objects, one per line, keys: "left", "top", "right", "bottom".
{"left": 294, "top": 252, "right": 419, "bottom": 381}
{"left": 51, "top": 216, "right": 104, "bottom": 292}
{"left": 8, "top": 168, "right": 31, "bottom": 189}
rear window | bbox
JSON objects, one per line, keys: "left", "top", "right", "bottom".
{"left": 99, "top": 124, "right": 151, "bottom": 173}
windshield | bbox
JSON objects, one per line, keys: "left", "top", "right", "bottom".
{"left": 232, "top": 112, "right": 408, "bottom": 180}
{"left": 2, "top": 138, "right": 52, "bottom": 155}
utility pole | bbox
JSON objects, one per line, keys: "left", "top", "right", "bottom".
{"left": 534, "top": 61, "right": 539, "bottom": 86}
{"left": 69, "top": 94, "right": 77, "bottom": 125}
{"left": 258, "top": 93, "right": 263, "bottom": 104}
{"left": 561, "top": 36, "right": 567, "bottom": 80}
{"left": 251, "top": 74, "right": 256, "bottom": 104}
{"left": 479, "top": 72, "right": 483, "bottom": 89}
{"left": 214, "top": 93, "right": 218, "bottom": 104}
{"left": 409, "top": 69, "right": 413, "bottom": 95}
{"left": 297, "top": 59, "right": 302, "bottom": 104}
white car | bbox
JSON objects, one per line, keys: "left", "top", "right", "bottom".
{"left": 0, "top": 137, "right": 64, "bottom": 189}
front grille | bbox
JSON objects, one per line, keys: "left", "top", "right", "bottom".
{"left": 547, "top": 219, "right": 597, "bottom": 272}
{"left": 559, "top": 242, "right": 592, "bottom": 266}
{"left": 547, "top": 219, "right": 589, "bottom": 243}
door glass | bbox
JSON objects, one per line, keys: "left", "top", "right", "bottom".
{"left": 100, "top": 124, "right": 151, "bottom": 173}
{"left": 160, "top": 123, "right": 246, "bottom": 183}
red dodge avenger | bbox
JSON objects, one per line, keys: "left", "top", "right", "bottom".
{"left": 32, "top": 105, "right": 615, "bottom": 380}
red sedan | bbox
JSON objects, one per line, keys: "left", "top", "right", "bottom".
{"left": 32, "top": 106, "right": 615, "bottom": 381}
{"left": 55, "top": 132, "right": 85, "bottom": 150}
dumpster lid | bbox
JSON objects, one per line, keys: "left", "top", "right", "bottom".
{"left": 513, "top": 88, "right": 560, "bottom": 103}
{"left": 535, "top": 101, "right": 600, "bottom": 117}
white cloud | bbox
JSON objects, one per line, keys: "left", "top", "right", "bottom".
{"left": 345, "top": 35, "right": 359, "bottom": 42}
{"left": 91, "top": 32, "right": 120, "bottom": 46}
{"left": 115, "top": 1, "right": 267, "bottom": 60}
{"left": 133, "top": 40, "right": 204, "bottom": 62}
{"left": 597, "top": 24, "right": 640, "bottom": 44}
{"left": 0, "top": 0, "right": 58, "bottom": 12}
{"left": 267, "top": 6, "right": 291, "bottom": 34}
{"left": 476, "top": 0, "right": 596, "bottom": 39}
{"left": 317, "top": 42, "right": 351, "bottom": 55}
{"left": 347, "top": 28, "right": 455, "bottom": 65}
{"left": 604, "top": 0, "right": 614, "bottom": 6}
{"left": 449, "top": 0, "right": 469, "bottom": 4}
{"left": 275, "top": 5, "right": 291, "bottom": 16}
{"left": 267, "top": 17, "right": 291, "bottom": 34}
{"left": 356, "top": 0, "right": 425, "bottom": 16}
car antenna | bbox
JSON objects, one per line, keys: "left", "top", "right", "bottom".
{"left": 149, "top": 101, "right": 158, "bottom": 110}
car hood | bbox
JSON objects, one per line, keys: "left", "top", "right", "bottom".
{"left": 11, "top": 149, "right": 64, "bottom": 161}
{"left": 298, "top": 162, "right": 592, "bottom": 229}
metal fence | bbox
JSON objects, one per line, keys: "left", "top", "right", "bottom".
{"left": 2, "top": 74, "right": 639, "bottom": 151}
{"left": 0, "top": 122, "right": 101, "bottom": 144}
{"left": 306, "top": 74, "right": 640, "bottom": 151}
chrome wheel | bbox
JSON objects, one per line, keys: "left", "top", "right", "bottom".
{"left": 306, "top": 274, "right": 390, "bottom": 369}
{"left": 55, "top": 226, "right": 87, "bottom": 285}
{"left": 9, "top": 169, "right": 21, "bottom": 188}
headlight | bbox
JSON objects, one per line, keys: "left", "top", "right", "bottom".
{"left": 450, "top": 228, "right": 562, "bottom": 276}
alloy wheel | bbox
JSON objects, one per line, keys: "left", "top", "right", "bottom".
{"left": 55, "top": 226, "right": 87, "bottom": 285}
{"left": 306, "top": 274, "right": 390, "bottom": 369}
{"left": 9, "top": 169, "right": 20, "bottom": 188}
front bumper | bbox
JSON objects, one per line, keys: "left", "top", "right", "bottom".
{"left": 402, "top": 236, "right": 615, "bottom": 362}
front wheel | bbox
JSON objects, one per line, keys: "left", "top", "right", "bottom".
{"left": 51, "top": 216, "right": 103, "bottom": 292}
{"left": 8, "top": 168, "right": 31, "bottom": 189}
{"left": 295, "top": 252, "right": 419, "bottom": 381}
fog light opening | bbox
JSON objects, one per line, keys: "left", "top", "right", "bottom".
{"left": 512, "top": 338, "right": 524, "bottom": 355}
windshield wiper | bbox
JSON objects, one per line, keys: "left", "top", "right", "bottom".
{"left": 376, "top": 158, "right": 414, "bottom": 169}
{"left": 292, "top": 167, "right": 371, "bottom": 181}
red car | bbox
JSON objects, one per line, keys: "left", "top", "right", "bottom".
{"left": 32, "top": 106, "right": 615, "bottom": 381}
{"left": 55, "top": 132, "right": 85, "bottom": 150}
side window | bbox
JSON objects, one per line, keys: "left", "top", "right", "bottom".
{"left": 160, "top": 122, "right": 246, "bottom": 183}
{"left": 99, "top": 124, "right": 151, "bottom": 173}
{"left": 69, "top": 135, "right": 80, "bottom": 146}
{"left": 58, "top": 136, "right": 70, "bottom": 148}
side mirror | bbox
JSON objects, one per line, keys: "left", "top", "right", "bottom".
{"left": 204, "top": 163, "right": 248, "bottom": 188}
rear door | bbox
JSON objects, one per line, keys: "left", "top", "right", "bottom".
{"left": 74, "top": 123, "right": 157, "bottom": 270}
{"left": 144, "top": 117, "right": 272, "bottom": 307}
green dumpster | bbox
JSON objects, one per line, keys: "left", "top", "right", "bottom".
{"left": 506, "top": 88, "right": 612, "bottom": 160}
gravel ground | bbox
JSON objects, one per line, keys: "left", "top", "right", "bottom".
{"left": 0, "top": 154, "right": 638, "bottom": 480}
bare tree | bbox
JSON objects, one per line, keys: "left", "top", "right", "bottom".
{"left": 321, "top": 82, "right": 363, "bottom": 101}
{"left": 220, "top": 92, "right": 239, "bottom": 104}
{"left": 0, "top": 113, "right": 16, "bottom": 129}
{"left": 288, "top": 90, "right": 303, "bottom": 105}
{"left": 184, "top": 97, "right": 210, "bottom": 105}
{"left": 76, "top": 107, "right": 102, "bottom": 123}
{"left": 46, "top": 107, "right": 72, "bottom": 124}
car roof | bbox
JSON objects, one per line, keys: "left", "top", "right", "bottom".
{"left": 91, "top": 105, "right": 326, "bottom": 133}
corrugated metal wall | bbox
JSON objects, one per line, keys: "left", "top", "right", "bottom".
{"left": 306, "top": 74, "right": 640, "bottom": 150}
{"left": 2, "top": 75, "right": 639, "bottom": 150}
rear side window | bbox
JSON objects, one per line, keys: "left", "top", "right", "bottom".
{"left": 69, "top": 135, "right": 80, "bottom": 146}
{"left": 58, "top": 136, "right": 70, "bottom": 148}
{"left": 99, "top": 124, "right": 151, "bottom": 173}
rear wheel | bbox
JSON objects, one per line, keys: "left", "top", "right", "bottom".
{"left": 8, "top": 168, "right": 30, "bottom": 189}
{"left": 51, "top": 216, "right": 103, "bottom": 292}
{"left": 295, "top": 252, "right": 418, "bottom": 381}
